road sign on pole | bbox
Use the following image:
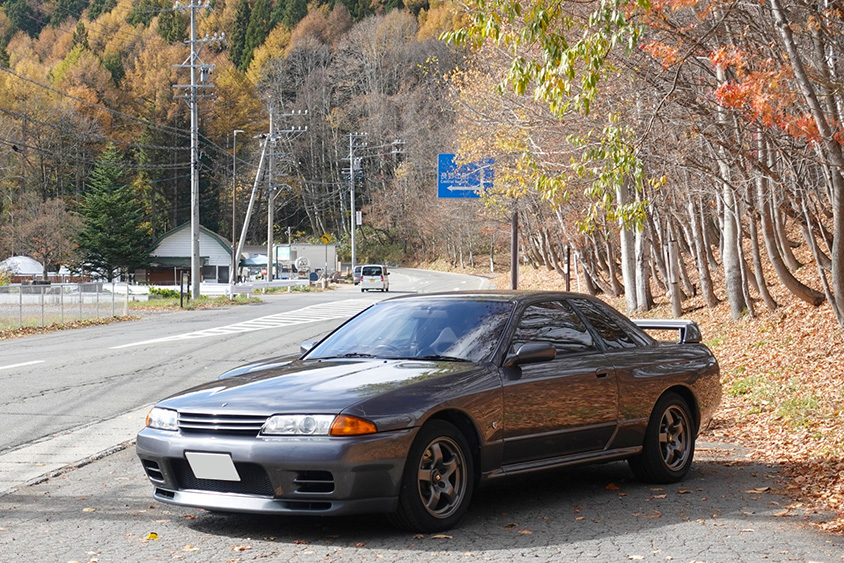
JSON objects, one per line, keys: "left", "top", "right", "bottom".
{"left": 437, "top": 154, "right": 494, "bottom": 198}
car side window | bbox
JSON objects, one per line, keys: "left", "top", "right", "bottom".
{"left": 512, "top": 301, "right": 597, "bottom": 355}
{"left": 568, "top": 298, "right": 645, "bottom": 350}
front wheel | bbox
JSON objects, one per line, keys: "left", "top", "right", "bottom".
{"left": 388, "top": 420, "right": 474, "bottom": 532}
{"left": 628, "top": 392, "right": 695, "bottom": 483}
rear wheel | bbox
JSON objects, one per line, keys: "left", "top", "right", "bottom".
{"left": 388, "top": 420, "right": 473, "bottom": 532}
{"left": 628, "top": 392, "right": 695, "bottom": 483}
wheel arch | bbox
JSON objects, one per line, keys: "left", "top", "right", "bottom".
{"left": 661, "top": 385, "right": 700, "bottom": 433}
{"left": 423, "top": 409, "right": 483, "bottom": 484}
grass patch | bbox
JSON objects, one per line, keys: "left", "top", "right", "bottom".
{"left": 776, "top": 392, "right": 822, "bottom": 428}
{"left": 728, "top": 374, "right": 758, "bottom": 396}
{"left": 128, "top": 294, "right": 262, "bottom": 310}
{"left": 0, "top": 316, "right": 138, "bottom": 340}
{"left": 259, "top": 284, "right": 328, "bottom": 294}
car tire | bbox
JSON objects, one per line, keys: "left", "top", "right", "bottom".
{"left": 628, "top": 392, "right": 695, "bottom": 483}
{"left": 388, "top": 420, "right": 474, "bottom": 533}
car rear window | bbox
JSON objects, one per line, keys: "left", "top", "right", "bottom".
{"left": 362, "top": 266, "right": 382, "bottom": 276}
{"left": 568, "top": 297, "right": 649, "bottom": 349}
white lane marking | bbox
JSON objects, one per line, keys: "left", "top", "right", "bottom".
{"left": 0, "top": 360, "right": 45, "bottom": 371}
{"left": 110, "top": 299, "right": 378, "bottom": 349}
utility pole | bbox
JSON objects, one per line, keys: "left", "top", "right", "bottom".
{"left": 229, "top": 128, "right": 244, "bottom": 294}
{"left": 173, "top": 0, "right": 224, "bottom": 299}
{"left": 265, "top": 107, "right": 307, "bottom": 280}
{"left": 266, "top": 105, "right": 275, "bottom": 281}
{"left": 347, "top": 132, "right": 366, "bottom": 274}
{"left": 234, "top": 109, "right": 306, "bottom": 281}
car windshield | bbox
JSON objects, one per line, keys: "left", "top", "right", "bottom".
{"left": 305, "top": 298, "right": 514, "bottom": 363}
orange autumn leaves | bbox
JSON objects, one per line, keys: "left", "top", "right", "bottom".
{"left": 637, "top": 2, "right": 843, "bottom": 145}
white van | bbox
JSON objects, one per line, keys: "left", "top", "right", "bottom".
{"left": 360, "top": 264, "right": 389, "bottom": 292}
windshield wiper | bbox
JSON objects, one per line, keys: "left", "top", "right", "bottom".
{"left": 338, "top": 353, "right": 377, "bottom": 358}
{"left": 414, "top": 355, "right": 469, "bottom": 362}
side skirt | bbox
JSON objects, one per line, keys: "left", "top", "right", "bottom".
{"left": 483, "top": 446, "right": 643, "bottom": 481}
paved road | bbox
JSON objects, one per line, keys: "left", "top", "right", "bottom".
{"left": 1, "top": 442, "right": 842, "bottom": 562}
{"left": 0, "top": 269, "right": 842, "bottom": 561}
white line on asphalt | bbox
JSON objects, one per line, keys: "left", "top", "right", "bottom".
{"left": 110, "top": 299, "right": 378, "bottom": 349}
{"left": 0, "top": 360, "right": 45, "bottom": 371}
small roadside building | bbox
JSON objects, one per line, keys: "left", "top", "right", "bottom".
{"left": 137, "top": 224, "right": 233, "bottom": 285}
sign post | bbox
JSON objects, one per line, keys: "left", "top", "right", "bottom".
{"left": 437, "top": 154, "right": 518, "bottom": 289}
{"left": 437, "top": 154, "right": 494, "bottom": 199}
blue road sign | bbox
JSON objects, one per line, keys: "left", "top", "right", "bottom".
{"left": 437, "top": 153, "right": 494, "bottom": 198}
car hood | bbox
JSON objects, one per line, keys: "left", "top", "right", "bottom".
{"left": 157, "top": 358, "right": 477, "bottom": 415}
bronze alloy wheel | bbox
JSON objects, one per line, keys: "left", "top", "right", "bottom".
{"left": 416, "top": 435, "right": 468, "bottom": 519}
{"left": 659, "top": 404, "right": 692, "bottom": 471}
{"left": 628, "top": 392, "right": 696, "bottom": 483}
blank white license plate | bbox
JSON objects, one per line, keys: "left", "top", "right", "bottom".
{"left": 185, "top": 452, "right": 241, "bottom": 481}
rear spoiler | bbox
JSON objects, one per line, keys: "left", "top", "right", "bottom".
{"left": 633, "top": 319, "right": 702, "bottom": 344}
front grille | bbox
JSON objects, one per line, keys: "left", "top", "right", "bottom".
{"left": 178, "top": 412, "right": 267, "bottom": 436}
{"left": 171, "top": 458, "right": 275, "bottom": 496}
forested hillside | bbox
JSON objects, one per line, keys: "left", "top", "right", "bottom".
{"left": 3, "top": 0, "right": 844, "bottom": 335}
{"left": 0, "top": 0, "right": 476, "bottom": 276}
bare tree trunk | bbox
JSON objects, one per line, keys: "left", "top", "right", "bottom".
{"left": 579, "top": 250, "right": 599, "bottom": 296}
{"left": 688, "top": 197, "right": 720, "bottom": 308}
{"left": 635, "top": 221, "right": 654, "bottom": 312}
{"left": 748, "top": 173, "right": 778, "bottom": 312}
{"left": 646, "top": 211, "right": 669, "bottom": 292}
{"left": 803, "top": 196, "right": 844, "bottom": 325}
{"left": 603, "top": 235, "right": 623, "bottom": 296}
{"left": 667, "top": 222, "right": 683, "bottom": 317}
{"left": 671, "top": 214, "right": 696, "bottom": 298}
{"left": 757, "top": 142, "right": 825, "bottom": 306}
{"left": 770, "top": 0, "right": 842, "bottom": 320}
{"left": 734, "top": 194, "right": 756, "bottom": 319}
{"left": 617, "top": 182, "right": 638, "bottom": 312}
{"left": 721, "top": 183, "right": 748, "bottom": 319}
{"left": 772, "top": 187, "right": 802, "bottom": 271}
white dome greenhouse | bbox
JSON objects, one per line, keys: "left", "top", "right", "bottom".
{"left": 0, "top": 256, "right": 44, "bottom": 275}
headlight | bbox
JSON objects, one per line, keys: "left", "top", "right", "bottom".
{"left": 146, "top": 407, "right": 178, "bottom": 431}
{"left": 261, "top": 414, "right": 377, "bottom": 436}
{"left": 262, "top": 415, "right": 335, "bottom": 436}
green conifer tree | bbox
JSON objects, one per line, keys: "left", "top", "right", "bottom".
{"left": 242, "top": 0, "right": 273, "bottom": 68}
{"left": 77, "top": 145, "right": 152, "bottom": 281}
{"left": 229, "top": 0, "right": 252, "bottom": 70}
{"left": 281, "top": 0, "right": 307, "bottom": 28}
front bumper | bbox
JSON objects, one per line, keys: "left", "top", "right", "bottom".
{"left": 136, "top": 427, "right": 416, "bottom": 516}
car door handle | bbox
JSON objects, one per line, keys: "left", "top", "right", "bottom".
{"left": 596, "top": 372, "right": 609, "bottom": 379}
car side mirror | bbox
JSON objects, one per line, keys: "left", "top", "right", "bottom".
{"left": 503, "top": 342, "right": 556, "bottom": 368}
{"left": 300, "top": 341, "right": 316, "bottom": 355}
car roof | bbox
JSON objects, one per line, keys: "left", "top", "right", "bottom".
{"left": 380, "top": 290, "right": 601, "bottom": 304}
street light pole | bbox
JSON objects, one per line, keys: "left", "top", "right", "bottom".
{"left": 229, "top": 129, "right": 245, "bottom": 295}
{"left": 348, "top": 132, "right": 366, "bottom": 276}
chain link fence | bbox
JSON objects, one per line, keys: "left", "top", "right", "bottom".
{"left": 0, "top": 283, "right": 140, "bottom": 330}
